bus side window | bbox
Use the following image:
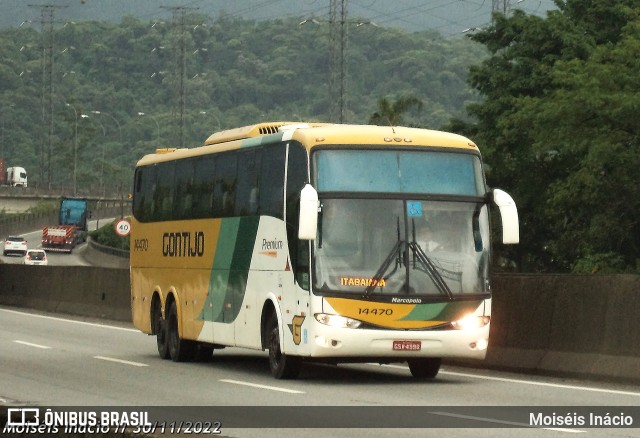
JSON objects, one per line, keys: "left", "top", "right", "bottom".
{"left": 259, "top": 143, "right": 285, "bottom": 218}
{"left": 216, "top": 153, "right": 237, "bottom": 217}
{"left": 155, "top": 161, "right": 176, "bottom": 221}
{"left": 175, "top": 158, "right": 195, "bottom": 220}
{"left": 133, "top": 168, "right": 145, "bottom": 219}
{"left": 235, "top": 148, "right": 260, "bottom": 216}
{"left": 133, "top": 165, "right": 158, "bottom": 222}
{"left": 193, "top": 155, "right": 215, "bottom": 218}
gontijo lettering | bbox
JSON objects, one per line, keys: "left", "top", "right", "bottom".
{"left": 162, "top": 231, "right": 205, "bottom": 257}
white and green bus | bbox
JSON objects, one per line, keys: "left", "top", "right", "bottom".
{"left": 130, "top": 122, "right": 519, "bottom": 379}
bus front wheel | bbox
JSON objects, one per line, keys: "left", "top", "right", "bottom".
{"left": 167, "top": 301, "right": 195, "bottom": 362}
{"left": 267, "top": 315, "right": 301, "bottom": 380}
{"left": 408, "top": 358, "right": 441, "bottom": 379}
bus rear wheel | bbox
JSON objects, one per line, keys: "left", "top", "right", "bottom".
{"left": 408, "top": 358, "right": 441, "bottom": 379}
{"left": 153, "top": 300, "right": 169, "bottom": 359}
{"left": 167, "top": 301, "right": 195, "bottom": 362}
{"left": 267, "top": 315, "right": 301, "bottom": 380}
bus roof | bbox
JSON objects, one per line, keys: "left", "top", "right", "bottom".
{"left": 286, "top": 123, "right": 478, "bottom": 151}
{"left": 136, "top": 122, "right": 479, "bottom": 166}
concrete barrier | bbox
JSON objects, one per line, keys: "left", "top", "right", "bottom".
{"left": 479, "top": 274, "right": 640, "bottom": 382}
{"left": 0, "top": 264, "right": 638, "bottom": 382}
{"left": 0, "top": 264, "right": 131, "bottom": 321}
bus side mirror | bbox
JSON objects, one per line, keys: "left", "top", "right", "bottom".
{"left": 298, "top": 184, "right": 318, "bottom": 240}
{"left": 492, "top": 188, "right": 519, "bottom": 244}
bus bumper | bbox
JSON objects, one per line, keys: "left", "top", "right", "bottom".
{"left": 300, "top": 320, "right": 490, "bottom": 361}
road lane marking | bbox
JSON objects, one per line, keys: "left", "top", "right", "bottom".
{"left": 220, "top": 379, "right": 305, "bottom": 394}
{"left": 378, "top": 364, "right": 640, "bottom": 397}
{"left": 94, "top": 356, "right": 149, "bottom": 367}
{"left": 430, "top": 411, "right": 585, "bottom": 433}
{"left": 441, "top": 369, "right": 640, "bottom": 397}
{"left": 0, "top": 308, "right": 138, "bottom": 332}
{"left": 13, "top": 340, "right": 51, "bottom": 349}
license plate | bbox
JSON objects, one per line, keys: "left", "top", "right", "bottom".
{"left": 393, "top": 340, "right": 421, "bottom": 351}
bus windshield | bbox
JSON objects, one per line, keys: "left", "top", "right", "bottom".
{"left": 313, "top": 198, "right": 491, "bottom": 299}
{"left": 312, "top": 148, "right": 490, "bottom": 300}
{"left": 314, "top": 148, "right": 484, "bottom": 196}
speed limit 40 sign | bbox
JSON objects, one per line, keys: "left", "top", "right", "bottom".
{"left": 114, "top": 218, "right": 131, "bottom": 237}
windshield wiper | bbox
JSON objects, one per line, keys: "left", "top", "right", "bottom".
{"left": 408, "top": 241, "right": 454, "bottom": 300}
{"left": 364, "top": 217, "right": 403, "bottom": 298}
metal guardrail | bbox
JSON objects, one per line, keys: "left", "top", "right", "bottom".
{"left": 0, "top": 184, "right": 128, "bottom": 200}
{"left": 88, "top": 236, "right": 129, "bottom": 258}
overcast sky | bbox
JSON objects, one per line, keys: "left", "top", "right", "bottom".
{"left": 3, "top": 0, "right": 557, "bottom": 36}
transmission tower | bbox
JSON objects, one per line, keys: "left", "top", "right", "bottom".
{"left": 329, "top": 0, "right": 348, "bottom": 123}
{"left": 492, "top": 0, "right": 512, "bottom": 17}
{"left": 161, "top": 5, "right": 198, "bottom": 148}
{"left": 29, "top": 4, "right": 66, "bottom": 185}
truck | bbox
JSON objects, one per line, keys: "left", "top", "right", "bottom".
{"left": 0, "top": 159, "right": 28, "bottom": 187}
{"left": 5, "top": 166, "right": 28, "bottom": 187}
{"left": 42, "top": 198, "right": 90, "bottom": 253}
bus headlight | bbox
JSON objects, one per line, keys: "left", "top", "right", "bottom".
{"left": 451, "top": 315, "right": 490, "bottom": 330}
{"left": 315, "top": 313, "right": 362, "bottom": 329}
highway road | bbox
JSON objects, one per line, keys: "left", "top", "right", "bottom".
{"left": 1, "top": 307, "right": 639, "bottom": 437}
{"left": 0, "top": 218, "right": 114, "bottom": 266}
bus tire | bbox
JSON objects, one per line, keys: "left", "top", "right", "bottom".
{"left": 408, "top": 358, "right": 441, "bottom": 379}
{"left": 267, "top": 315, "right": 301, "bottom": 380}
{"left": 153, "top": 300, "right": 170, "bottom": 359}
{"left": 167, "top": 301, "right": 195, "bottom": 362}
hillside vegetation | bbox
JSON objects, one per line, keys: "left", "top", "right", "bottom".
{"left": 0, "top": 14, "right": 485, "bottom": 188}
{"left": 3, "top": 0, "right": 640, "bottom": 274}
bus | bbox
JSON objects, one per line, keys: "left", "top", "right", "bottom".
{"left": 130, "top": 122, "right": 519, "bottom": 380}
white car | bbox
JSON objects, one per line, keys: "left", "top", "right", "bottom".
{"left": 24, "top": 249, "right": 48, "bottom": 266}
{"left": 3, "top": 236, "right": 28, "bottom": 256}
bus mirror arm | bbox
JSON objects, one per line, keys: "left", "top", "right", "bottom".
{"left": 298, "top": 184, "right": 319, "bottom": 240}
{"left": 491, "top": 188, "right": 519, "bottom": 244}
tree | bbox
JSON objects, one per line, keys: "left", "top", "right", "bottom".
{"left": 521, "top": 16, "right": 640, "bottom": 272}
{"left": 368, "top": 95, "right": 423, "bottom": 126}
{"left": 452, "top": 0, "right": 640, "bottom": 272}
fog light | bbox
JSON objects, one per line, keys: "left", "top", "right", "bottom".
{"left": 470, "top": 338, "right": 488, "bottom": 351}
{"left": 315, "top": 336, "right": 341, "bottom": 348}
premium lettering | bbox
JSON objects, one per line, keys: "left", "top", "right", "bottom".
{"left": 262, "top": 238, "right": 283, "bottom": 251}
{"left": 162, "top": 231, "right": 205, "bottom": 257}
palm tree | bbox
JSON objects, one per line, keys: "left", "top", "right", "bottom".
{"left": 368, "top": 95, "right": 423, "bottom": 126}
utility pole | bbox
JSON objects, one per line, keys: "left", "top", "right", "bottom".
{"left": 161, "top": 6, "right": 198, "bottom": 148}
{"left": 29, "top": 4, "right": 66, "bottom": 186}
{"left": 329, "top": 0, "right": 348, "bottom": 123}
